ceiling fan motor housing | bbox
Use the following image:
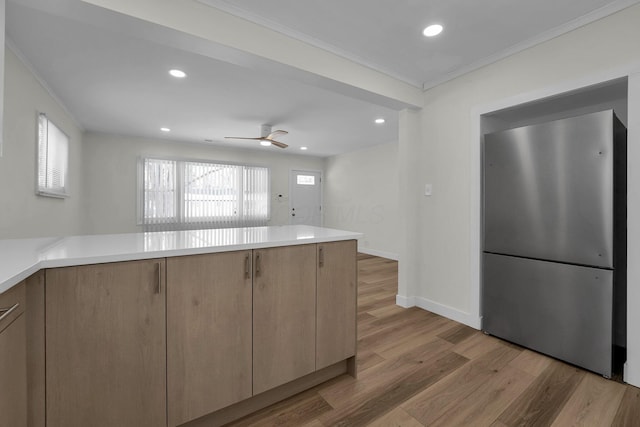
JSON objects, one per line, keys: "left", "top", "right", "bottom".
{"left": 260, "top": 124, "right": 273, "bottom": 137}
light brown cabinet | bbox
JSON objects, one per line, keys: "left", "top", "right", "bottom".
{"left": 253, "top": 244, "right": 317, "bottom": 394}
{"left": 167, "top": 251, "right": 253, "bottom": 426}
{"left": 316, "top": 240, "right": 357, "bottom": 370}
{"left": 45, "top": 259, "right": 166, "bottom": 427}
{"left": 0, "top": 281, "right": 27, "bottom": 427}
{"left": 32, "top": 239, "right": 356, "bottom": 426}
{"left": 166, "top": 242, "right": 357, "bottom": 425}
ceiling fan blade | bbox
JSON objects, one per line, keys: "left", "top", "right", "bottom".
{"left": 224, "top": 136, "right": 262, "bottom": 140}
{"left": 267, "top": 130, "right": 288, "bottom": 140}
{"left": 270, "top": 140, "right": 288, "bottom": 149}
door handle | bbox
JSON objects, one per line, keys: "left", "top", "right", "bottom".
{"left": 319, "top": 246, "right": 324, "bottom": 268}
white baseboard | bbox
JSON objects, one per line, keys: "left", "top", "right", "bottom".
{"left": 358, "top": 247, "right": 399, "bottom": 260}
{"left": 395, "top": 294, "right": 415, "bottom": 308}
{"left": 624, "top": 361, "right": 640, "bottom": 387}
{"left": 395, "top": 294, "right": 481, "bottom": 329}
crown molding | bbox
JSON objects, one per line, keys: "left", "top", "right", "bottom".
{"left": 6, "top": 38, "right": 85, "bottom": 131}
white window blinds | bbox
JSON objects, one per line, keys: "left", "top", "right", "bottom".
{"left": 37, "top": 113, "right": 69, "bottom": 197}
{"left": 141, "top": 158, "right": 269, "bottom": 229}
{"left": 143, "top": 158, "right": 177, "bottom": 224}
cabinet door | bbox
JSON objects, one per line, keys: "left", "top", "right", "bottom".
{"left": 253, "top": 244, "right": 317, "bottom": 394}
{"left": 316, "top": 240, "right": 357, "bottom": 370}
{"left": 45, "top": 260, "right": 166, "bottom": 427}
{"left": 0, "top": 280, "right": 27, "bottom": 427}
{"left": 0, "top": 315, "right": 27, "bottom": 427}
{"left": 167, "top": 251, "right": 253, "bottom": 426}
{"left": 0, "top": 314, "right": 27, "bottom": 427}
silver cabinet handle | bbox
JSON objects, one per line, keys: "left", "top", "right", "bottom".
{"left": 255, "top": 253, "right": 261, "bottom": 277}
{"left": 245, "top": 253, "right": 251, "bottom": 279}
{"left": 155, "top": 262, "right": 162, "bottom": 294}
{"left": 0, "top": 303, "right": 19, "bottom": 323}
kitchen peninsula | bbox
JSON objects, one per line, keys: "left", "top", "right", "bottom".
{"left": 0, "top": 225, "right": 360, "bottom": 427}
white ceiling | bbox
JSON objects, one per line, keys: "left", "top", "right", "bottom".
{"left": 6, "top": 0, "right": 638, "bottom": 157}
{"left": 199, "top": 0, "right": 639, "bottom": 88}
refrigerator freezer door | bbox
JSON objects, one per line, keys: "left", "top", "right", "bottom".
{"left": 482, "top": 253, "right": 613, "bottom": 377}
{"left": 484, "top": 110, "right": 614, "bottom": 268}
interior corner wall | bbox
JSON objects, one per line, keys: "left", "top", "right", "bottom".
{"left": 81, "top": 132, "right": 325, "bottom": 235}
{"left": 407, "top": 3, "right": 640, "bottom": 382}
{"left": 0, "top": 47, "right": 84, "bottom": 239}
{"left": 397, "top": 108, "right": 423, "bottom": 307}
{"left": 323, "top": 141, "right": 399, "bottom": 259}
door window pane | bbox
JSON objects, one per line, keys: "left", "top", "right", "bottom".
{"left": 296, "top": 175, "right": 315, "bottom": 186}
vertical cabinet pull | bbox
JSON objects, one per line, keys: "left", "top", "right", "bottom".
{"left": 255, "top": 253, "right": 261, "bottom": 277}
{"left": 319, "top": 246, "right": 324, "bottom": 268}
{"left": 155, "top": 262, "right": 162, "bottom": 294}
{"left": 245, "top": 253, "right": 251, "bottom": 279}
{"left": 0, "top": 303, "right": 19, "bottom": 322}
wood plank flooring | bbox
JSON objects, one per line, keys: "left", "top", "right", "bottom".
{"left": 227, "top": 254, "right": 640, "bottom": 426}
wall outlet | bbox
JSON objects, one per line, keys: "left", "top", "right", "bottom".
{"left": 424, "top": 184, "right": 432, "bottom": 196}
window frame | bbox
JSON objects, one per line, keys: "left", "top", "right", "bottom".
{"left": 36, "top": 113, "right": 70, "bottom": 198}
{"left": 137, "top": 156, "right": 271, "bottom": 228}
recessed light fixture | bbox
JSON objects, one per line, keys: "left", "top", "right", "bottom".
{"left": 169, "top": 69, "right": 187, "bottom": 78}
{"left": 375, "top": 118, "right": 386, "bottom": 124}
{"left": 160, "top": 127, "right": 171, "bottom": 132}
{"left": 423, "top": 24, "right": 443, "bottom": 37}
{"left": 300, "top": 147, "right": 308, "bottom": 151}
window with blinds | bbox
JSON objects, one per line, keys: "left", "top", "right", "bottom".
{"left": 141, "top": 158, "right": 269, "bottom": 229}
{"left": 37, "top": 113, "right": 69, "bottom": 198}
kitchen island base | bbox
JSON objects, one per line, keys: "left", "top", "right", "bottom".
{"left": 0, "top": 227, "right": 360, "bottom": 427}
{"left": 183, "top": 359, "right": 354, "bottom": 427}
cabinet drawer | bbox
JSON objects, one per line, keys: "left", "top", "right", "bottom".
{"left": 0, "top": 281, "right": 26, "bottom": 333}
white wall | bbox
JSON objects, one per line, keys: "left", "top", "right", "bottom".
{"left": 398, "top": 3, "right": 640, "bottom": 384}
{"left": 323, "top": 142, "right": 399, "bottom": 259}
{"left": 0, "top": 47, "right": 84, "bottom": 238}
{"left": 81, "top": 132, "right": 324, "bottom": 234}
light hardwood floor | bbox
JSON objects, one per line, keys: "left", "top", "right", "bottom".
{"left": 228, "top": 254, "right": 640, "bottom": 426}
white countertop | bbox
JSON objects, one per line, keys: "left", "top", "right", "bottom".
{"left": 0, "top": 225, "right": 362, "bottom": 294}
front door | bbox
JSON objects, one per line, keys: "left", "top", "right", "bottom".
{"left": 290, "top": 170, "right": 322, "bottom": 226}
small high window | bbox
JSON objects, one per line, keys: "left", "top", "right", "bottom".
{"left": 37, "top": 113, "right": 69, "bottom": 198}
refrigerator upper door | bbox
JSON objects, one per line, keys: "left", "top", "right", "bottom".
{"left": 484, "top": 110, "right": 614, "bottom": 268}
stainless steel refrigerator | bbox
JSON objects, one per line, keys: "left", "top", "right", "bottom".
{"left": 482, "top": 109, "right": 626, "bottom": 377}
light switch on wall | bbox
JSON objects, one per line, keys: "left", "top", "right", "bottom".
{"left": 424, "top": 184, "right": 432, "bottom": 196}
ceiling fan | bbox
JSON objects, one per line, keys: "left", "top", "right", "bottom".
{"left": 225, "top": 124, "right": 289, "bottom": 149}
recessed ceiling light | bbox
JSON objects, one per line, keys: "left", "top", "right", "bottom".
{"left": 300, "top": 147, "right": 308, "bottom": 150}
{"left": 160, "top": 127, "right": 171, "bottom": 132}
{"left": 375, "top": 118, "right": 386, "bottom": 124}
{"left": 260, "top": 140, "right": 272, "bottom": 146}
{"left": 169, "top": 69, "right": 187, "bottom": 78}
{"left": 423, "top": 24, "right": 443, "bottom": 37}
